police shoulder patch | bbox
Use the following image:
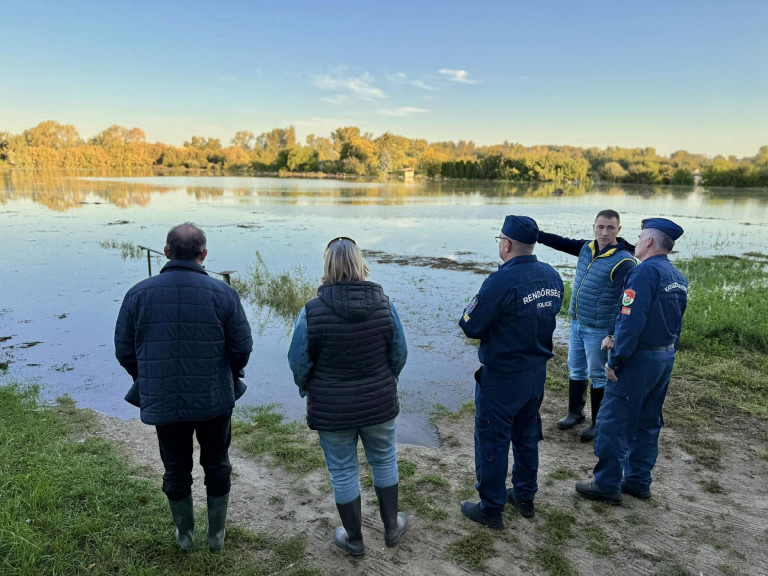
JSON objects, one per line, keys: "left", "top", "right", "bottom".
{"left": 465, "top": 296, "right": 479, "bottom": 314}
{"left": 621, "top": 289, "right": 636, "bottom": 306}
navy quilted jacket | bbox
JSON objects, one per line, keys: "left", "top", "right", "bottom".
{"left": 114, "top": 259, "right": 253, "bottom": 425}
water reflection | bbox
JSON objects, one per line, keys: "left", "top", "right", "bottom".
{"left": 8, "top": 170, "right": 768, "bottom": 213}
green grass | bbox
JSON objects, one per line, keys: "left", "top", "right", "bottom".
{"left": 430, "top": 401, "right": 475, "bottom": 423}
{"left": 231, "top": 251, "right": 317, "bottom": 321}
{"left": 0, "top": 383, "right": 319, "bottom": 576}
{"left": 232, "top": 405, "right": 325, "bottom": 474}
{"left": 582, "top": 522, "right": 613, "bottom": 556}
{"left": 677, "top": 255, "right": 768, "bottom": 353}
{"left": 546, "top": 465, "right": 579, "bottom": 485}
{"left": 447, "top": 531, "right": 498, "bottom": 572}
{"left": 536, "top": 508, "right": 576, "bottom": 545}
{"left": 558, "top": 281, "right": 573, "bottom": 319}
{"left": 534, "top": 544, "right": 578, "bottom": 576}
{"left": 397, "top": 458, "right": 448, "bottom": 521}
{"left": 700, "top": 478, "right": 725, "bottom": 494}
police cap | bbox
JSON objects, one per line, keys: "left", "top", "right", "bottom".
{"left": 502, "top": 215, "right": 539, "bottom": 244}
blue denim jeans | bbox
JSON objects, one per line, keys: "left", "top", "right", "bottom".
{"left": 317, "top": 419, "right": 399, "bottom": 505}
{"left": 568, "top": 319, "right": 609, "bottom": 390}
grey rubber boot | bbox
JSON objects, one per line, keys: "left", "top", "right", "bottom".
{"left": 168, "top": 495, "right": 195, "bottom": 551}
{"left": 557, "top": 379, "right": 588, "bottom": 429}
{"left": 207, "top": 493, "right": 229, "bottom": 552}
{"left": 374, "top": 484, "right": 408, "bottom": 547}
{"left": 580, "top": 386, "right": 604, "bottom": 441}
{"left": 334, "top": 496, "right": 365, "bottom": 557}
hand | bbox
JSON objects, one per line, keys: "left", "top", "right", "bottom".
{"left": 605, "top": 364, "right": 618, "bottom": 382}
{"left": 601, "top": 336, "right": 614, "bottom": 350}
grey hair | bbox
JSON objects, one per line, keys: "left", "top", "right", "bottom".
{"left": 645, "top": 228, "right": 674, "bottom": 252}
{"left": 166, "top": 222, "right": 207, "bottom": 260}
{"left": 323, "top": 239, "right": 369, "bottom": 283}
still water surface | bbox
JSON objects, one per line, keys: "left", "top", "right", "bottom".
{"left": 2, "top": 173, "right": 766, "bottom": 446}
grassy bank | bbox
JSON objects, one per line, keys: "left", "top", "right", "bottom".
{"left": 0, "top": 384, "right": 319, "bottom": 576}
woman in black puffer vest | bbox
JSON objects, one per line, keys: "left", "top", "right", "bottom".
{"left": 288, "top": 237, "right": 408, "bottom": 557}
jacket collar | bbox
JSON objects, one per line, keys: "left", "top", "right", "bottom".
{"left": 588, "top": 236, "right": 634, "bottom": 259}
{"left": 160, "top": 259, "right": 209, "bottom": 275}
{"left": 499, "top": 254, "right": 537, "bottom": 270}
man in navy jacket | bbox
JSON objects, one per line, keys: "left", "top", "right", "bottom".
{"left": 115, "top": 222, "right": 252, "bottom": 552}
{"left": 459, "top": 215, "right": 563, "bottom": 527}
{"left": 576, "top": 218, "right": 687, "bottom": 504}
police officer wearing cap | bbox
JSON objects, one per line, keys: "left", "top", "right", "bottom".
{"left": 459, "top": 215, "right": 564, "bottom": 528}
{"left": 576, "top": 218, "right": 688, "bottom": 504}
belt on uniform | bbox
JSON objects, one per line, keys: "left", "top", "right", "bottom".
{"left": 637, "top": 344, "right": 675, "bottom": 351}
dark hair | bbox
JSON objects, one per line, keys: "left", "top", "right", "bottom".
{"left": 595, "top": 209, "right": 620, "bottom": 223}
{"left": 165, "top": 222, "right": 206, "bottom": 260}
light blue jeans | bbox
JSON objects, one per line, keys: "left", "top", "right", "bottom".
{"left": 568, "top": 319, "right": 609, "bottom": 390}
{"left": 317, "top": 419, "right": 399, "bottom": 505}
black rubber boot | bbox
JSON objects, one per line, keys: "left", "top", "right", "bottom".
{"left": 580, "top": 386, "right": 604, "bottom": 441}
{"left": 168, "top": 495, "right": 195, "bottom": 551}
{"left": 207, "top": 493, "right": 229, "bottom": 552}
{"left": 557, "top": 379, "right": 588, "bottom": 430}
{"left": 334, "top": 496, "right": 365, "bottom": 557}
{"left": 375, "top": 484, "right": 408, "bottom": 547}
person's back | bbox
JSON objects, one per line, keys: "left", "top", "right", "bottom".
{"left": 114, "top": 222, "right": 252, "bottom": 553}
{"left": 470, "top": 256, "right": 563, "bottom": 373}
{"left": 304, "top": 280, "right": 398, "bottom": 431}
{"left": 117, "top": 259, "right": 252, "bottom": 425}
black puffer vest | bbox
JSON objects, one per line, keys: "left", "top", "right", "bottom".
{"left": 305, "top": 281, "right": 399, "bottom": 431}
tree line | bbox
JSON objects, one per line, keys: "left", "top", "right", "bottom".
{"left": 1, "top": 120, "right": 767, "bottom": 187}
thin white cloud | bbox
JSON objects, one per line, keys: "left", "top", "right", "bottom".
{"left": 386, "top": 72, "right": 408, "bottom": 84}
{"left": 411, "top": 79, "right": 437, "bottom": 90}
{"left": 377, "top": 106, "right": 430, "bottom": 117}
{"left": 322, "top": 95, "right": 351, "bottom": 105}
{"left": 438, "top": 69, "right": 480, "bottom": 84}
{"left": 313, "top": 72, "right": 386, "bottom": 101}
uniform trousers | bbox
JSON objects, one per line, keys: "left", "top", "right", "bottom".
{"left": 474, "top": 364, "right": 545, "bottom": 513}
{"left": 593, "top": 349, "right": 675, "bottom": 493}
{"left": 155, "top": 409, "right": 233, "bottom": 502}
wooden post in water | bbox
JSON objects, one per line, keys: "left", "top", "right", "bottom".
{"left": 146, "top": 248, "right": 152, "bottom": 277}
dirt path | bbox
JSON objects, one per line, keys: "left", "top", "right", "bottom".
{"left": 96, "top": 393, "right": 768, "bottom": 576}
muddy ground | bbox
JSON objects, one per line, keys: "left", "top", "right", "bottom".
{"left": 95, "top": 390, "right": 768, "bottom": 576}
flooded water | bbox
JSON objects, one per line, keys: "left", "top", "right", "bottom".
{"left": 2, "top": 171, "right": 767, "bottom": 446}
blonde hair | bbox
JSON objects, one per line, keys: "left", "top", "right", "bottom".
{"left": 323, "top": 239, "right": 370, "bottom": 283}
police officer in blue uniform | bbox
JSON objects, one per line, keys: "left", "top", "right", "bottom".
{"left": 459, "top": 215, "right": 564, "bottom": 527}
{"left": 576, "top": 218, "right": 688, "bottom": 504}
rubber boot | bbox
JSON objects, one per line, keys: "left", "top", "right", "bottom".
{"left": 374, "top": 484, "right": 408, "bottom": 547}
{"left": 334, "top": 496, "right": 364, "bottom": 557}
{"left": 580, "top": 386, "right": 604, "bottom": 441}
{"left": 556, "top": 379, "right": 588, "bottom": 430}
{"left": 168, "top": 495, "right": 195, "bottom": 551}
{"left": 207, "top": 493, "right": 229, "bottom": 552}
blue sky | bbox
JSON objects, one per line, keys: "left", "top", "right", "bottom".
{"left": 1, "top": 0, "right": 766, "bottom": 156}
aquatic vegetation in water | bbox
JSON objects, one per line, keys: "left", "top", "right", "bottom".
{"left": 231, "top": 251, "right": 316, "bottom": 322}
{"left": 98, "top": 239, "right": 148, "bottom": 261}
{"left": 364, "top": 249, "right": 494, "bottom": 275}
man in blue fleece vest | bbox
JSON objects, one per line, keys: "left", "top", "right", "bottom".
{"left": 537, "top": 210, "right": 636, "bottom": 441}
